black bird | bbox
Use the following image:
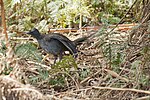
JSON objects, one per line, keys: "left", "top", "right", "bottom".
{"left": 26, "top": 28, "right": 91, "bottom": 63}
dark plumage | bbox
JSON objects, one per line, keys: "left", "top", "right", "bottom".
{"left": 26, "top": 28, "right": 91, "bottom": 63}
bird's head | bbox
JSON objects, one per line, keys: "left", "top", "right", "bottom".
{"left": 26, "top": 28, "right": 41, "bottom": 39}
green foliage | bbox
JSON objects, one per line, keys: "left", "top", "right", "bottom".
{"left": 0, "top": 41, "right": 13, "bottom": 75}
{"left": 91, "top": 0, "right": 131, "bottom": 24}
{"left": 48, "top": 0, "right": 92, "bottom": 27}
{"left": 3, "top": 67, "right": 13, "bottom": 75}
{"left": 51, "top": 55, "right": 77, "bottom": 72}
{"left": 112, "top": 52, "right": 122, "bottom": 66}
{"left": 139, "top": 74, "right": 150, "bottom": 86}
{"left": 49, "top": 55, "right": 77, "bottom": 86}
{"left": 15, "top": 42, "right": 42, "bottom": 62}
{"left": 96, "top": 25, "right": 126, "bottom": 68}
{"left": 131, "top": 60, "right": 150, "bottom": 88}
{"left": 29, "top": 67, "right": 49, "bottom": 84}
{"left": 29, "top": 55, "right": 77, "bottom": 86}
{"left": 4, "top": 0, "right": 51, "bottom": 31}
{"left": 4, "top": 0, "right": 134, "bottom": 31}
{"left": 131, "top": 60, "right": 141, "bottom": 69}
{"left": 79, "top": 68, "right": 90, "bottom": 81}
{"left": 29, "top": 66, "right": 66, "bottom": 86}
{"left": 101, "top": 14, "right": 121, "bottom": 24}
{"left": 0, "top": 41, "right": 7, "bottom": 56}
{"left": 49, "top": 75, "right": 65, "bottom": 86}
{"left": 142, "top": 46, "right": 150, "bottom": 61}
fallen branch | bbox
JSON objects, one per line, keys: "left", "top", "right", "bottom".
{"left": 0, "top": 0, "right": 8, "bottom": 45}
{"left": 92, "top": 86, "right": 150, "bottom": 95}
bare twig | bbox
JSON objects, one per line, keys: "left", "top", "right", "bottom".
{"left": 80, "top": 69, "right": 102, "bottom": 84}
{"left": 108, "top": 0, "right": 138, "bottom": 34}
{"left": 92, "top": 86, "right": 150, "bottom": 95}
{"left": 0, "top": 0, "right": 8, "bottom": 45}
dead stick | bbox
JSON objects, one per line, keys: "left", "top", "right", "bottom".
{"left": 92, "top": 86, "right": 150, "bottom": 95}
{"left": 0, "top": 0, "right": 8, "bottom": 45}
{"left": 108, "top": 0, "right": 138, "bottom": 34}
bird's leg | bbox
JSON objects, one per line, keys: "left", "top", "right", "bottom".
{"left": 58, "top": 53, "right": 63, "bottom": 62}
{"left": 73, "top": 52, "right": 78, "bottom": 58}
{"left": 54, "top": 55, "right": 58, "bottom": 64}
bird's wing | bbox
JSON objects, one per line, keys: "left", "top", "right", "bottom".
{"left": 44, "top": 33, "right": 78, "bottom": 56}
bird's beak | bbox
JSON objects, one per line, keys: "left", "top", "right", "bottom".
{"left": 26, "top": 32, "right": 30, "bottom": 34}
{"left": 25, "top": 31, "right": 31, "bottom": 34}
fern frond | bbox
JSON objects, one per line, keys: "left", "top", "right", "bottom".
{"left": 15, "top": 42, "right": 42, "bottom": 62}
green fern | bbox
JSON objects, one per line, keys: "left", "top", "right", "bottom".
{"left": 48, "top": 55, "right": 78, "bottom": 86}
{"left": 15, "top": 42, "right": 42, "bottom": 62}
{"left": 96, "top": 26, "right": 126, "bottom": 68}
{"left": 51, "top": 55, "right": 78, "bottom": 72}
{"left": 29, "top": 55, "right": 77, "bottom": 86}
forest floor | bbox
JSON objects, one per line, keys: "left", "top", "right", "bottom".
{"left": 0, "top": 23, "right": 150, "bottom": 100}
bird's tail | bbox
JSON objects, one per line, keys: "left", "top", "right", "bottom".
{"left": 73, "top": 33, "right": 94, "bottom": 46}
{"left": 73, "top": 36, "right": 88, "bottom": 45}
